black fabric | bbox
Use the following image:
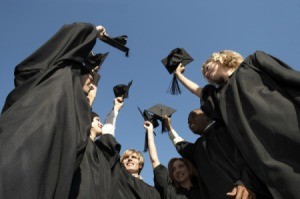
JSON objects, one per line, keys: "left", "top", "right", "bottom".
{"left": 0, "top": 22, "right": 98, "bottom": 199}
{"left": 69, "top": 134, "right": 121, "bottom": 199}
{"left": 154, "top": 164, "right": 202, "bottom": 199}
{"left": 176, "top": 123, "right": 272, "bottom": 199}
{"left": 201, "top": 51, "right": 300, "bottom": 199}
{"left": 111, "top": 161, "right": 161, "bottom": 199}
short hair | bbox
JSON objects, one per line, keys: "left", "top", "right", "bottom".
{"left": 201, "top": 50, "right": 244, "bottom": 77}
{"left": 168, "top": 158, "right": 199, "bottom": 187}
{"left": 90, "top": 111, "right": 99, "bottom": 122}
{"left": 120, "top": 149, "right": 145, "bottom": 174}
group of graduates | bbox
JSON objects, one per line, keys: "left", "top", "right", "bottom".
{"left": 0, "top": 21, "right": 299, "bottom": 199}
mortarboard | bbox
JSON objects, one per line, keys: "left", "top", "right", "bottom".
{"left": 85, "top": 52, "right": 109, "bottom": 70}
{"left": 100, "top": 35, "right": 129, "bottom": 57}
{"left": 113, "top": 80, "right": 133, "bottom": 99}
{"left": 138, "top": 107, "right": 159, "bottom": 152}
{"left": 161, "top": 48, "right": 194, "bottom": 95}
{"left": 147, "top": 104, "right": 176, "bottom": 133}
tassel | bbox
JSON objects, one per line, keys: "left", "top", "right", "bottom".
{"left": 167, "top": 74, "right": 182, "bottom": 95}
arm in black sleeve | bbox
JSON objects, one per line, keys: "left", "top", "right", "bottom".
{"left": 95, "top": 134, "right": 121, "bottom": 169}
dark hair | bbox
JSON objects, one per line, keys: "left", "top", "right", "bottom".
{"left": 168, "top": 158, "right": 199, "bottom": 187}
{"left": 90, "top": 111, "right": 99, "bottom": 121}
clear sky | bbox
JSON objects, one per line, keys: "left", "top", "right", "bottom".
{"left": 1, "top": 0, "right": 300, "bottom": 186}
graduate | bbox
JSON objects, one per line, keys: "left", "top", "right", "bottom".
{"left": 145, "top": 120, "right": 202, "bottom": 199}
{"left": 165, "top": 109, "right": 272, "bottom": 199}
{"left": 69, "top": 97, "right": 124, "bottom": 199}
{"left": 0, "top": 22, "right": 109, "bottom": 199}
{"left": 110, "top": 148, "right": 161, "bottom": 199}
{"left": 174, "top": 50, "right": 300, "bottom": 199}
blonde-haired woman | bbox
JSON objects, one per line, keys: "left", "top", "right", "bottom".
{"left": 174, "top": 50, "right": 300, "bottom": 198}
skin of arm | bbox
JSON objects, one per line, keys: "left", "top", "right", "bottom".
{"left": 145, "top": 121, "right": 161, "bottom": 169}
{"left": 174, "top": 63, "right": 202, "bottom": 97}
{"left": 163, "top": 116, "right": 184, "bottom": 145}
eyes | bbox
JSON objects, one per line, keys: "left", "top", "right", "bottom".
{"left": 205, "top": 65, "right": 211, "bottom": 74}
{"left": 124, "top": 155, "right": 138, "bottom": 161}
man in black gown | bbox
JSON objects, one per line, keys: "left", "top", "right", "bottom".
{"left": 165, "top": 109, "right": 272, "bottom": 199}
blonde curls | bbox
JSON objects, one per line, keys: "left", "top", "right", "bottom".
{"left": 202, "top": 50, "right": 244, "bottom": 76}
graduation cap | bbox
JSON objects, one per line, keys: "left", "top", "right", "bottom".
{"left": 147, "top": 104, "right": 176, "bottom": 133}
{"left": 161, "top": 48, "right": 194, "bottom": 95}
{"left": 100, "top": 35, "right": 129, "bottom": 57}
{"left": 138, "top": 107, "right": 159, "bottom": 152}
{"left": 85, "top": 52, "right": 109, "bottom": 70}
{"left": 113, "top": 80, "right": 133, "bottom": 99}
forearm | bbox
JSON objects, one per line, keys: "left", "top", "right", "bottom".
{"left": 175, "top": 72, "right": 202, "bottom": 97}
{"left": 102, "top": 109, "right": 119, "bottom": 136}
{"left": 147, "top": 130, "right": 160, "bottom": 169}
{"left": 168, "top": 128, "right": 184, "bottom": 145}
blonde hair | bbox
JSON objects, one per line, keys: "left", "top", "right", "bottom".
{"left": 168, "top": 158, "right": 199, "bottom": 187}
{"left": 201, "top": 50, "right": 244, "bottom": 77}
{"left": 120, "top": 149, "right": 145, "bottom": 174}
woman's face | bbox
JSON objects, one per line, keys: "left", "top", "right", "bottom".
{"left": 172, "top": 160, "right": 190, "bottom": 185}
{"left": 91, "top": 116, "right": 103, "bottom": 136}
{"left": 202, "top": 61, "right": 227, "bottom": 84}
{"left": 122, "top": 153, "right": 142, "bottom": 175}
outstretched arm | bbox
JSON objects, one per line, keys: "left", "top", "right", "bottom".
{"left": 145, "top": 121, "right": 160, "bottom": 169}
{"left": 102, "top": 97, "right": 124, "bottom": 136}
{"left": 163, "top": 116, "right": 184, "bottom": 145}
{"left": 174, "top": 63, "right": 202, "bottom": 97}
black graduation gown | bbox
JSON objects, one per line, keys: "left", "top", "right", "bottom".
{"left": 105, "top": 148, "right": 160, "bottom": 199}
{"left": 201, "top": 51, "right": 300, "bottom": 199}
{"left": 69, "top": 134, "right": 121, "bottom": 199}
{"left": 111, "top": 163, "right": 161, "bottom": 199}
{"left": 153, "top": 164, "right": 202, "bottom": 199}
{"left": 0, "top": 22, "right": 99, "bottom": 199}
{"left": 176, "top": 123, "right": 272, "bottom": 199}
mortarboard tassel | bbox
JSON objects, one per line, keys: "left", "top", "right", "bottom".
{"left": 167, "top": 74, "right": 182, "bottom": 95}
{"left": 143, "top": 132, "right": 148, "bottom": 152}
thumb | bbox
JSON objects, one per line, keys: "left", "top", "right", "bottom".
{"left": 226, "top": 187, "right": 237, "bottom": 196}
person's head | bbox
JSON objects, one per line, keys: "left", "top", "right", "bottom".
{"left": 201, "top": 50, "right": 244, "bottom": 85}
{"left": 90, "top": 112, "right": 103, "bottom": 140}
{"left": 120, "top": 149, "right": 145, "bottom": 176}
{"left": 188, "top": 109, "right": 212, "bottom": 135}
{"left": 168, "top": 158, "right": 198, "bottom": 187}
{"left": 81, "top": 72, "right": 94, "bottom": 96}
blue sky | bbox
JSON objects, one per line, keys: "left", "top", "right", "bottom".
{"left": 1, "top": 0, "right": 300, "bottom": 185}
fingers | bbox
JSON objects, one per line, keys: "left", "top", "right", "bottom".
{"left": 96, "top": 25, "right": 108, "bottom": 37}
{"left": 226, "top": 187, "right": 237, "bottom": 197}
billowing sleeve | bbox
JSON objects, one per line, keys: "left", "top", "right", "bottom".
{"left": 153, "top": 164, "right": 177, "bottom": 199}
{"left": 14, "top": 22, "right": 98, "bottom": 87}
{"left": 102, "top": 109, "right": 119, "bottom": 136}
{"left": 200, "top": 84, "right": 223, "bottom": 121}
{"left": 175, "top": 141, "right": 196, "bottom": 164}
{"left": 95, "top": 134, "right": 121, "bottom": 169}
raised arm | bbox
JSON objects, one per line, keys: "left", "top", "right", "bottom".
{"left": 102, "top": 97, "right": 124, "bottom": 136}
{"left": 174, "top": 63, "right": 202, "bottom": 97}
{"left": 145, "top": 121, "right": 160, "bottom": 169}
{"left": 163, "top": 116, "right": 184, "bottom": 145}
